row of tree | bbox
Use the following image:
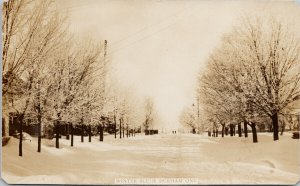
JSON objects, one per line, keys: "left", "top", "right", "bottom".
{"left": 180, "top": 100, "right": 299, "bottom": 142}
{"left": 181, "top": 15, "right": 300, "bottom": 143}
{"left": 199, "top": 16, "right": 300, "bottom": 142}
{"left": 2, "top": 0, "right": 151, "bottom": 156}
{"left": 2, "top": 0, "right": 105, "bottom": 156}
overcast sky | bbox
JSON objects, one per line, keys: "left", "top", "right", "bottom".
{"left": 57, "top": 0, "right": 300, "bottom": 130}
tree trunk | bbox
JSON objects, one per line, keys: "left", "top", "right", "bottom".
{"left": 99, "top": 125, "right": 101, "bottom": 141}
{"left": 280, "top": 117, "right": 285, "bottom": 135}
{"left": 225, "top": 127, "right": 228, "bottom": 135}
{"left": 229, "top": 124, "right": 234, "bottom": 136}
{"left": 280, "top": 122, "right": 285, "bottom": 136}
{"left": 233, "top": 126, "right": 236, "bottom": 136}
{"left": 122, "top": 124, "right": 125, "bottom": 138}
{"left": 71, "top": 124, "right": 74, "bottom": 147}
{"left": 66, "top": 124, "right": 70, "bottom": 140}
{"left": 81, "top": 124, "right": 84, "bottom": 142}
{"left": 244, "top": 121, "right": 248, "bottom": 138}
{"left": 114, "top": 115, "right": 117, "bottom": 139}
{"left": 55, "top": 121, "right": 60, "bottom": 149}
{"left": 192, "top": 128, "right": 196, "bottom": 134}
{"left": 221, "top": 125, "right": 225, "bottom": 137}
{"left": 208, "top": 130, "right": 211, "bottom": 136}
{"left": 126, "top": 128, "right": 129, "bottom": 138}
{"left": 134, "top": 129, "right": 135, "bottom": 137}
{"left": 272, "top": 112, "right": 279, "bottom": 141}
{"left": 250, "top": 123, "right": 258, "bottom": 143}
{"left": 99, "top": 124, "right": 104, "bottom": 142}
{"left": 88, "top": 125, "right": 92, "bottom": 142}
{"left": 19, "top": 115, "right": 24, "bottom": 157}
{"left": 238, "top": 123, "right": 242, "bottom": 137}
{"left": 269, "top": 124, "right": 273, "bottom": 132}
{"left": 119, "top": 119, "right": 122, "bottom": 139}
{"left": 216, "top": 129, "right": 218, "bottom": 137}
{"left": 37, "top": 112, "right": 42, "bottom": 153}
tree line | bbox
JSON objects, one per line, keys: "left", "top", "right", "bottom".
{"left": 181, "top": 15, "right": 300, "bottom": 143}
{"left": 2, "top": 0, "right": 148, "bottom": 156}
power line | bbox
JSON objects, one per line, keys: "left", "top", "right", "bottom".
{"left": 106, "top": 6, "right": 194, "bottom": 59}
{"left": 62, "top": 1, "right": 193, "bottom": 60}
{"left": 109, "top": 5, "right": 189, "bottom": 48}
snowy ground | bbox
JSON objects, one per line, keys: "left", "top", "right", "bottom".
{"left": 1, "top": 132, "right": 300, "bottom": 184}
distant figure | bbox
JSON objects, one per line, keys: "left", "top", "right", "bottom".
{"left": 175, "top": 131, "right": 176, "bottom": 134}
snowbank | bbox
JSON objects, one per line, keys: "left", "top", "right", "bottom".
{"left": 1, "top": 133, "right": 299, "bottom": 184}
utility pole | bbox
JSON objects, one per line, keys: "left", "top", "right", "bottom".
{"left": 100, "top": 40, "right": 107, "bottom": 139}
{"left": 114, "top": 106, "right": 117, "bottom": 139}
{"left": 196, "top": 96, "right": 201, "bottom": 134}
{"left": 99, "top": 40, "right": 107, "bottom": 97}
{"left": 197, "top": 96, "right": 200, "bottom": 120}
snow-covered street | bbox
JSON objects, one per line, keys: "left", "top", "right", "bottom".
{"left": 2, "top": 0, "right": 300, "bottom": 185}
{"left": 2, "top": 133, "right": 299, "bottom": 184}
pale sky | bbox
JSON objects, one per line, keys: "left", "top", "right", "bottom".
{"left": 57, "top": 0, "right": 300, "bottom": 130}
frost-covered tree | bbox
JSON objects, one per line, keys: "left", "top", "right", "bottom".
{"left": 198, "top": 15, "right": 300, "bottom": 142}
{"left": 2, "top": 0, "right": 65, "bottom": 138}
{"left": 2, "top": 0, "right": 69, "bottom": 155}
{"left": 104, "top": 77, "right": 144, "bottom": 139}
{"left": 2, "top": 0, "right": 111, "bottom": 157}
{"left": 104, "top": 81, "right": 124, "bottom": 139}
{"left": 143, "top": 97, "right": 155, "bottom": 133}
{"left": 179, "top": 106, "right": 197, "bottom": 133}
{"left": 45, "top": 39, "right": 102, "bottom": 148}
{"left": 224, "top": 16, "right": 300, "bottom": 141}
{"left": 122, "top": 94, "right": 142, "bottom": 137}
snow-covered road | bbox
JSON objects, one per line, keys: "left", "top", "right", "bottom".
{"left": 2, "top": 133, "right": 300, "bottom": 184}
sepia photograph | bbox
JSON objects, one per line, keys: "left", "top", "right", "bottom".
{"left": 1, "top": 0, "right": 300, "bottom": 185}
